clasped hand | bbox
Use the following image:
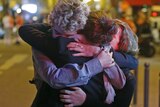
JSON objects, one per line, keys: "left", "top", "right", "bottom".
{"left": 59, "top": 87, "right": 86, "bottom": 107}
{"left": 67, "top": 42, "right": 115, "bottom": 68}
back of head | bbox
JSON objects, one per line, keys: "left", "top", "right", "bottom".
{"left": 78, "top": 11, "right": 118, "bottom": 45}
{"left": 48, "top": 0, "right": 90, "bottom": 34}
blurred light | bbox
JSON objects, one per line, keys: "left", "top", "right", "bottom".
{"left": 94, "top": 0, "right": 100, "bottom": 2}
{"left": 151, "top": 5, "right": 160, "bottom": 11}
{"left": 141, "top": 8, "right": 148, "bottom": 13}
{"left": 151, "top": 12, "right": 158, "bottom": 17}
{"left": 95, "top": 4, "right": 101, "bottom": 10}
{"left": 9, "top": 0, "right": 16, "bottom": 8}
{"left": 22, "top": 4, "right": 37, "bottom": 13}
{"left": 24, "top": 14, "right": 30, "bottom": 20}
{"left": 22, "top": 0, "right": 30, "bottom": 4}
{"left": 0, "top": 6, "right": 3, "bottom": 12}
{"left": 32, "top": 16, "right": 38, "bottom": 21}
{"left": 83, "top": 0, "right": 91, "bottom": 3}
{"left": 16, "top": 8, "right": 22, "bottom": 14}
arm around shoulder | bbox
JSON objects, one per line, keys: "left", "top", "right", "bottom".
{"left": 113, "top": 51, "right": 138, "bottom": 70}
{"left": 32, "top": 49, "right": 103, "bottom": 89}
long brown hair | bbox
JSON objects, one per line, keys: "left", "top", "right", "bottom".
{"left": 78, "top": 11, "right": 118, "bottom": 45}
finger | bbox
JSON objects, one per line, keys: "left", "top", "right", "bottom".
{"left": 67, "top": 42, "right": 76, "bottom": 48}
{"left": 108, "top": 52, "right": 113, "bottom": 57}
{"left": 59, "top": 94, "right": 70, "bottom": 99}
{"left": 68, "top": 47, "right": 83, "bottom": 51}
{"left": 67, "top": 42, "right": 78, "bottom": 48}
{"left": 110, "top": 52, "right": 113, "bottom": 56}
{"left": 74, "top": 38, "right": 80, "bottom": 42}
{"left": 64, "top": 104, "right": 74, "bottom": 107}
{"left": 60, "top": 89, "right": 65, "bottom": 93}
{"left": 69, "top": 87, "right": 81, "bottom": 90}
{"left": 111, "top": 57, "right": 114, "bottom": 62}
{"left": 109, "top": 62, "right": 115, "bottom": 67}
{"left": 72, "top": 53, "right": 85, "bottom": 57}
{"left": 67, "top": 43, "right": 84, "bottom": 49}
{"left": 103, "top": 50, "right": 109, "bottom": 54}
{"left": 60, "top": 90, "right": 72, "bottom": 95}
{"left": 60, "top": 99, "right": 72, "bottom": 103}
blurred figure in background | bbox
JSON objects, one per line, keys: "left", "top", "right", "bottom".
{"left": 152, "top": 22, "right": 160, "bottom": 43}
{"left": 2, "top": 12, "right": 14, "bottom": 45}
{"left": 135, "top": 11, "right": 156, "bottom": 57}
{"left": 121, "top": 13, "right": 137, "bottom": 33}
{"left": 118, "top": 0, "right": 133, "bottom": 20}
{"left": 14, "top": 13, "right": 24, "bottom": 45}
{"left": 135, "top": 11, "right": 151, "bottom": 37}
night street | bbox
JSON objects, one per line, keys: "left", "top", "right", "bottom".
{"left": 0, "top": 41, "right": 36, "bottom": 107}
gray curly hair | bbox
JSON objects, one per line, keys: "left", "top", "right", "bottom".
{"left": 48, "top": 0, "right": 90, "bottom": 33}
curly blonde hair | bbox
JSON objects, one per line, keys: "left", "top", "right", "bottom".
{"left": 48, "top": 0, "right": 90, "bottom": 33}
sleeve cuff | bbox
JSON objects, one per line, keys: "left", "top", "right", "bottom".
{"left": 85, "top": 58, "right": 103, "bottom": 77}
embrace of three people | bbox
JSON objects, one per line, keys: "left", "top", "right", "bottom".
{"left": 18, "top": 0, "right": 139, "bottom": 107}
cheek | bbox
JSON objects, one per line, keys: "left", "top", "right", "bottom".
{"left": 110, "top": 36, "right": 120, "bottom": 50}
{"left": 110, "top": 40, "right": 119, "bottom": 50}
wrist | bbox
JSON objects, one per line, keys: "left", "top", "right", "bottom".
{"left": 82, "top": 92, "right": 87, "bottom": 105}
{"left": 93, "top": 46, "right": 101, "bottom": 57}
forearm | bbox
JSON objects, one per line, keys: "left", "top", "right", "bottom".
{"left": 104, "top": 63, "right": 126, "bottom": 89}
{"left": 33, "top": 49, "right": 103, "bottom": 89}
{"left": 19, "top": 23, "right": 50, "bottom": 41}
{"left": 18, "top": 23, "right": 54, "bottom": 54}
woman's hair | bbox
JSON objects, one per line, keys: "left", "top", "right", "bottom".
{"left": 78, "top": 11, "right": 118, "bottom": 45}
{"left": 78, "top": 11, "right": 139, "bottom": 55}
{"left": 114, "top": 19, "right": 139, "bottom": 55}
{"left": 48, "top": 0, "right": 90, "bottom": 33}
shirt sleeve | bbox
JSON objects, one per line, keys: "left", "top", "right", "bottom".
{"left": 104, "top": 63, "right": 126, "bottom": 89}
{"left": 32, "top": 49, "right": 103, "bottom": 89}
{"left": 18, "top": 23, "right": 57, "bottom": 56}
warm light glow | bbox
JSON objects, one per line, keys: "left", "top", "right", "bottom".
{"left": 141, "top": 8, "right": 148, "bottom": 13}
{"left": 83, "top": 0, "right": 91, "bottom": 3}
{"left": 151, "top": 12, "right": 158, "bottom": 17}
{"left": 22, "top": 4, "right": 37, "bottom": 13}
{"left": 94, "top": 0, "right": 100, "bottom": 2}
{"left": 95, "top": 4, "right": 101, "bottom": 10}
